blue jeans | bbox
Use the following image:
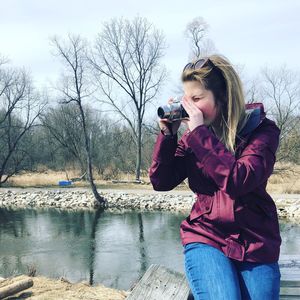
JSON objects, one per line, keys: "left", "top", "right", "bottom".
{"left": 184, "top": 242, "right": 281, "bottom": 300}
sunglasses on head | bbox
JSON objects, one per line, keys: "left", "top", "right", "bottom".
{"left": 183, "top": 57, "right": 214, "bottom": 72}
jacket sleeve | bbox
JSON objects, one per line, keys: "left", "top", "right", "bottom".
{"left": 148, "top": 130, "right": 187, "bottom": 191}
{"left": 185, "top": 121, "right": 280, "bottom": 198}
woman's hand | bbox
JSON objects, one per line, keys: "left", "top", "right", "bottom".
{"left": 181, "top": 96, "right": 204, "bottom": 131}
{"left": 158, "top": 98, "right": 182, "bottom": 135}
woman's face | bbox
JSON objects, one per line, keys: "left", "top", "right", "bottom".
{"left": 183, "top": 80, "right": 220, "bottom": 126}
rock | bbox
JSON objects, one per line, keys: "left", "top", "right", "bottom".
{"left": 1, "top": 190, "right": 300, "bottom": 222}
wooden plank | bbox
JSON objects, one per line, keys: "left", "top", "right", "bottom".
{"left": 279, "top": 256, "right": 300, "bottom": 267}
{"left": 281, "top": 281, "right": 300, "bottom": 287}
{"left": 127, "top": 264, "right": 190, "bottom": 300}
{"left": 279, "top": 256, "right": 300, "bottom": 283}
{"left": 280, "top": 287, "right": 300, "bottom": 296}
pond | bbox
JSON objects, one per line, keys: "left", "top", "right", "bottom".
{"left": 0, "top": 207, "right": 299, "bottom": 291}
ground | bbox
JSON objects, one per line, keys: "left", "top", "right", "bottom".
{"left": 0, "top": 275, "right": 130, "bottom": 300}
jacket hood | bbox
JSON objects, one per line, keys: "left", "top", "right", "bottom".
{"left": 208, "top": 102, "right": 266, "bottom": 137}
{"left": 238, "top": 102, "right": 266, "bottom": 136}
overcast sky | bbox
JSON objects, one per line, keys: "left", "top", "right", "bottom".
{"left": 1, "top": 0, "right": 299, "bottom": 115}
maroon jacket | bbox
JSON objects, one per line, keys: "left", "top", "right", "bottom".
{"left": 149, "top": 103, "right": 281, "bottom": 263}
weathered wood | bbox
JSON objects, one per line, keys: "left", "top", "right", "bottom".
{"left": 280, "top": 287, "right": 300, "bottom": 296}
{"left": 0, "top": 278, "right": 33, "bottom": 299}
{"left": 126, "top": 264, "right": 190, "bottom": 300}
{"left": 280, "top": 255, "right": 300, "bottom": 285}
{"left": 128, "top": 256, "right": 300, "bottom": 300}
{"left": 281, "top": 281, "right": 300, "bottom": 287}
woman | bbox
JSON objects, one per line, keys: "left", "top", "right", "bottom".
{"left": 148, "top": 54, "right": 281, "bottom": 299}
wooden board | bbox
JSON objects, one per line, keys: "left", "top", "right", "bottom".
{"left": 126, "top": 264, "right": 190, "bottom": 300}
{"left": 279, "top": 256, "right": 300, "bottom": 300}
{"left": 280, "top": 255, "right": 300, "bottom": 300}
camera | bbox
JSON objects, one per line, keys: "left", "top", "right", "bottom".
{"left": 157, "top": 96, "right": 189, "bottom": 121}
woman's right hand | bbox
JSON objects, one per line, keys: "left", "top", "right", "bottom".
{"left": 158, "top": 98, "right": 182, "bottom": 136}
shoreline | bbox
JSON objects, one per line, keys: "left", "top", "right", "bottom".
{"left": 0, "top": 187, "right": 300, "bottom": 223}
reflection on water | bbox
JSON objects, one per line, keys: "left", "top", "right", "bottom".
{"left": 0, "top": 207, "right": 299, "bottom": 290}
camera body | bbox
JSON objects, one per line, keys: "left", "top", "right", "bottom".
{"left": 157, "top": 101, "right": 189, "bottom": 121}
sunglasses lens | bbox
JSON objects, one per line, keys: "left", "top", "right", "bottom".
{"left": 183, "top": 63, "right": 193, "bottom": 71}
{"left": 183, "top": 58, "right": 212, "bottom": 72}
{"left": 194, "top": 59, "right": 206, "bottom": 69}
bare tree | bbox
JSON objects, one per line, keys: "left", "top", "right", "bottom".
{"left": 184, "top": 16, "right": 216, "bottom": 60}
{"left": 0, "top": 66, "right": 45, "bottom": 184}
{"left": 89, "top": 16, "right": 167, "bottom": 181}
{"left": 260, "top": 65, "right": 300, "bottom": 162}
{"left": 0, "top": 60, "right": 15, "bottom": 121}
{"left": 41, "top": 103, "right": 87, "bottom": 174}
{"left": 170, "top": 17, "right": 217, "bottom": 101}
{"left": 244, "top": 78, "right": 263, "bottom": 104}
{"left": 51, "top": 34, "right": 106, "bottom": 206}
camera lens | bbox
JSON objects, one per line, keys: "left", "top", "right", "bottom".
{"left": 157, "top": 107, "right": 165, "bottom": 119}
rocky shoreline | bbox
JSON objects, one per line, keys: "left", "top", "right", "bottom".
{"left": 0, "top": 188, "right": 300, "bottom": 223}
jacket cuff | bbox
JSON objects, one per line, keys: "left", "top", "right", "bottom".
{"left": 152, "top": 130, "right": 178, "bottom": 163}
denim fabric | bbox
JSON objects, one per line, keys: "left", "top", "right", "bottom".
{"left": 184, "top": 242, "right": 281, "bottom": 300}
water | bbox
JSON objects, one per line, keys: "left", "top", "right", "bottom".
{"left": 0, "top": 207, "right": 299, "bottom": 291}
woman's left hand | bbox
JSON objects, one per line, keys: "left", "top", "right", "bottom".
{"left": 181, "top": 96, "right": 204, "bottom": 131}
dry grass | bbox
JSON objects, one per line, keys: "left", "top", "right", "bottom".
{"left": 5, "top": 169, "right": 156, "bottom": 190}
{"left": 267, "top": 161, "right": 300, "bottom": 194}
{"left": 7, "top": 170, "right": 82, "bottom": 187}
{"left": 0, "top": 275, "right": 128, "bottom": 300}
{"left": 4, "top": 162, "right": 300, "bottom": 194}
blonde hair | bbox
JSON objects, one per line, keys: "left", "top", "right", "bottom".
{"left": 181, "top": 54, "right": 248, "bottom": 154}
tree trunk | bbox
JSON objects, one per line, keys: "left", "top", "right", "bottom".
{"left": 87, "top": 153, "right": 105, "bottom": 205}
{"left": 79, "top": 105, "right": 106, "bottom": 206}
{"left": 135, "top": 122, "right": 142, "bottom": 181}
{"left": 0, "top": 278, "right": 33, "bottom": 299}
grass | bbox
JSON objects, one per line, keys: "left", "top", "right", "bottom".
{"left": 3, "top": 169, "right": 162, "bottom": 190}
{"left": 267, "top": 162, "right": 300, "bottom": 194}
{"left": 0, "top": 274, "right": 128, "bottom": 300}
{"left": 3, "top": 162, "right": 300, "bottom": 194}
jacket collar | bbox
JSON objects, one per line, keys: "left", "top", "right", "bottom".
{"left": 238, "top": 102, "right": 266, "bottom": 136}
{"left": 205, "top": 102, "right": 266, "bottom": 137}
